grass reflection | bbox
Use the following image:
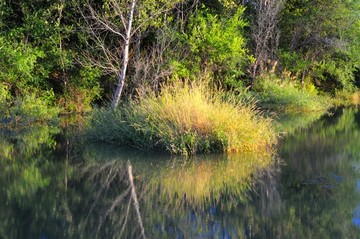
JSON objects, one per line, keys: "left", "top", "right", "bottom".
{"left": 149, "top": 152, "right": 276, "bottom": 208}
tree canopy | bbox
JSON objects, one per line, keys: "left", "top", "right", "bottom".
{"left": 1, "top": 0, "right": 360, "bottom": 111}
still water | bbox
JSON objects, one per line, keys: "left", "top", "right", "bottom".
{"left": 1, "top": 107, "right": 360, "bottom": 238}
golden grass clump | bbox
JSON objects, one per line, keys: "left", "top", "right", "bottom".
{"left": 125, "top": 82, "right": 276, "bottom": 155}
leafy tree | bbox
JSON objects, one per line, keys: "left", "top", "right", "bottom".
{"left": 280, "top": 0, "right": 360, "bottom": 93}
{"left": 0, "top": 1, "right": 101, "bottom": 113}
{"left": 172, "top": 6, "right": 253, "bottom": 88}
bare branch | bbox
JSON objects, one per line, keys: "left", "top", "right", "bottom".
{"left": 80, "top": 0, "right": 182, "bottom": 108}
{"left": 110, "top": 0, "right": 127, "bottom": 29}
{"left": 251, "top": 0, "right": 285, "bottom": 77}
{"left": 88, "top": 4, "right": 126, "bottom": 40}
{"left": 119, "top": 196, "right": 133, "bottom": 238}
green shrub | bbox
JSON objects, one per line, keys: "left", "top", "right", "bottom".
{"left": 171, "top": 7, "right": 253, "bottom": 88}
{"left": 0, "top": 83, "right": 10, "bottom": 114}
{"left": 86, "top": 82, "right": 276, "bottom": 156}
{"left": 58, "top": 66, "right": 102, "bottom": 114}
{"left": 7, "top": 90, "right": 59, "bottom": 124}
{"left": 254, "top": 75, "right": 331, "bottom": 113}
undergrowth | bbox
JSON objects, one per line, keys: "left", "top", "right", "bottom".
{"left": 332, "top": 89, "right": 360, "bottom": 106}
{"left": 0, "top": 87, "right": 59, "bottom": 126}
{"left": 254, "top": 76, "right": 331, "bottom": 113}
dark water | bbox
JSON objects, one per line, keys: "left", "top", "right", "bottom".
{"left": 1, "top": 107, "right": 360, "bottom": 238}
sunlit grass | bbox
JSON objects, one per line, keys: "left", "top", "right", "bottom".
{"left": 86, "top": 82, "right": 276, "bottom": 155}
{"left": 349, "top": 91, "right": 360, "bottom": 105}
{"left": 254, "top": 76, "right": 331, "bottom": 113}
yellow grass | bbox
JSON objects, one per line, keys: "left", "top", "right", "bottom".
{"left": 127, "top": 81, "right": 276, "bottom": 155}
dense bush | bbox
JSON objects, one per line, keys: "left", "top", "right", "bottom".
{"left": 171, "top": 6, "right": 252, "bottom": 88}
{"left": 254, "top": 75, "right": 332, "bottom": 113}
{"left": 1, "top": 90, "right": 59, "bottom": 125}
{"left": 0, "top": 83, "right": 10, "bottom": 114}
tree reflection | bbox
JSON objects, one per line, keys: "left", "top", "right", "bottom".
{"left": 78, "top": 160, "right": 147, "bottom": 239}
{"left": 0, "top": 125, "right": 60, "bottom": 199}
{"left": 0, "top": 124, "right": 62, "bottom": 238}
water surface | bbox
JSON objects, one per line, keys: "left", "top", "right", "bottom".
{"left": 1, "top": 107, "right": 360, "bottom": 238}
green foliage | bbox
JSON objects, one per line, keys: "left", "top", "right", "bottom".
{"left": 101, "top": 0, "right": 182, "bottom": 30}
{"left": 1, "top": 90, "right": 59, "bottom": 125}
{"left": 279, "top": 50, "right": 311, "bottom": 78}
{"left": 0, "top": 83, "right": 10, "bottom": 114}
{"left": 0, "top": 1, "right": 102, "bottom": 114}
{"left": 280, "top": 0, "right": 360, "bottom": 92}
{"left": 0, "top": 36, "right": 45, "bottom": 86}
{"left": 59, "top": 66, "right": 102, "bottom": 113}
{"left": 86, "top": 82, "right": 276, "bottom": 155}
{"left": 1, "top": 0, "right": 360, "bottom": 115}
{"left": 172, "top": 7, "right": 253, "bottom": 88}
{"left": 254, "top": 75, "right": 332, "bottom": 113}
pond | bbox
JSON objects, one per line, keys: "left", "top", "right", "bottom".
{"left": 1, "top": 107, "right": 360, "bottom": 238}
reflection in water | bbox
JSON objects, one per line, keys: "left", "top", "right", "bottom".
{"left": 148, "top": 152, "right": 276, "bottom": 207}
{"left": 1, "top": 107, "right": 360, "bottom": 238}
{"left": 0, "top": 123, "right": 279, "bottom": 238}
{"left": 353, "top": 205, "right": 360, "bottom": 229}
{"left": 79, "top": 160, "right": 147, "bottom": 238}
{"left": 0, "top": 125, "right": 59, "bottom": 199}
{"left": 275, "top": 110, "right": 325, "bottom": 136}
{"left": 80, "top": 145, "right": 278, "bottom": 238}
{"left": 277, "top": 107, "right": 360, "bottom": 238}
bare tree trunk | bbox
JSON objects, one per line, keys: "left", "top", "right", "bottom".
{"left": 111, "top": 0, "right": 136, "bottom": 109}
{"left": 251, "top": 0, "right": 284, "bottom": 79}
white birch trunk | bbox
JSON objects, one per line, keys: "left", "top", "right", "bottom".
{"left": 111, "top": 0, "right": 136, "bottom": 109}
